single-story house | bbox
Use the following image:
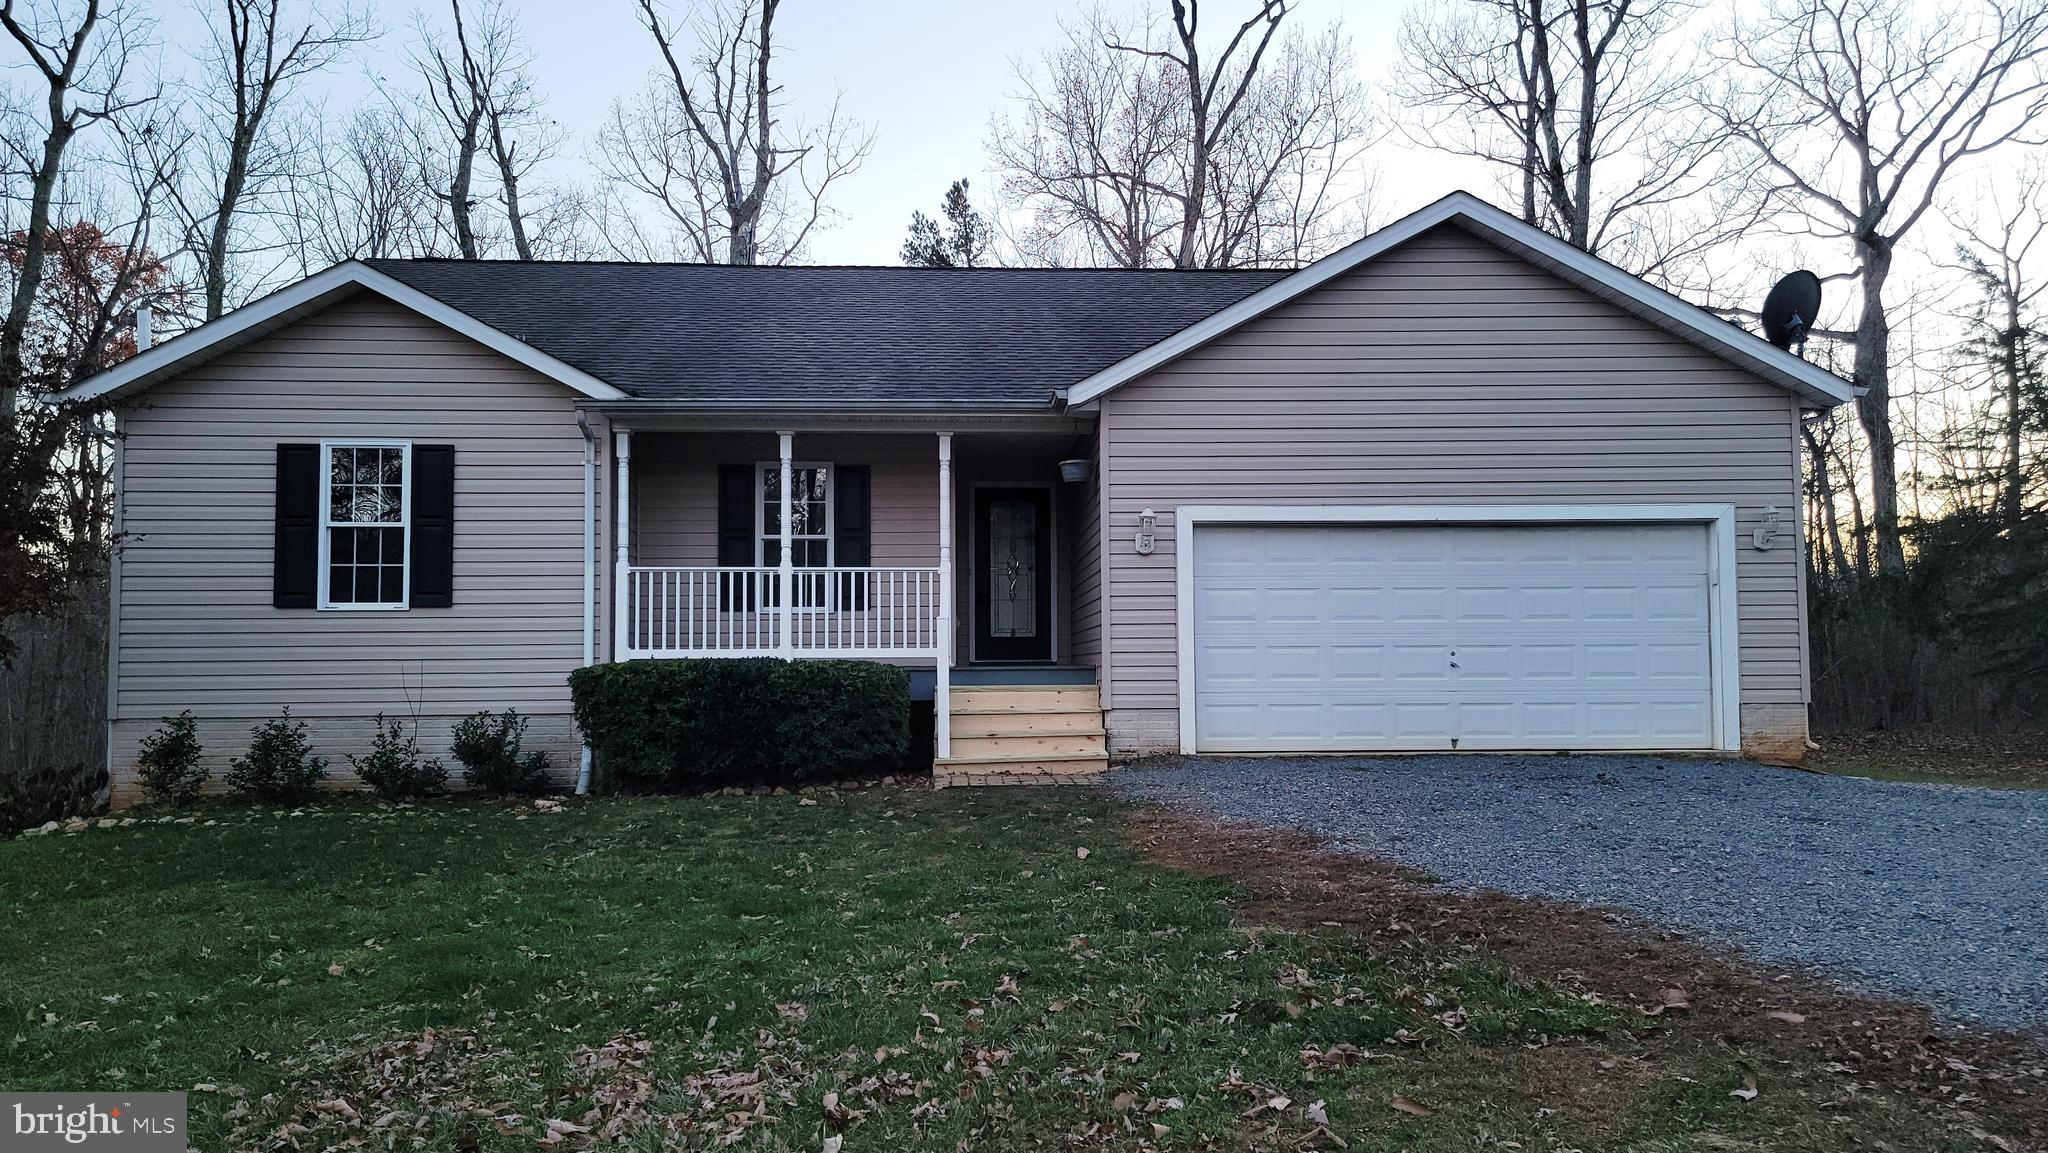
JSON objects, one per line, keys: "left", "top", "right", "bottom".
{"left": 64, "top": 192, "right": 1855, "bottom": 802}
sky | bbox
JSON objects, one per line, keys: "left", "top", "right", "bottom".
{"left": 148, "top": 0, "right": 1493, "bottom": 265}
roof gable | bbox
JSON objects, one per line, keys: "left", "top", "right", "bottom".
{"left": 1063, "top": 191, "right": 1855, "bottom": 409}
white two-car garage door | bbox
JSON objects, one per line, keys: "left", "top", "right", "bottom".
{"left": 1190, "top": 521, "right": 1717, "bottom": 752}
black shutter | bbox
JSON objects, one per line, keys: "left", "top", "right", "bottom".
{"left": 717, "top": 464, "right": 756, "bottom": 610}
{"left": 409, "top": 444, "right": 455, "bottom": 608}
{"left": 833, "top": 465, "right": 871, "bottom": 609}
{"left": 833, "top": 466, "right": 871, "bottom": 565}
{"left": 273, "top": 444, "right": 319, "bottom": 609}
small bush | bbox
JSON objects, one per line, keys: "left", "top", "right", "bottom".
{"left": 569, "top": 658, "right": 910, "bottom": 788}
{"left": 225, "top": 709, "right": 328, "bottom": 803}
{"left": 137, "top": 711, "right": 208, "bottom": 806}
{"left": 451, "top": 710, "right": 552, "bottom": 796}
{"left": 0, "top": 762, "right": 108, "bottom": 837}
{"left": 346, "top": 715, "right": 447, "bottom": 800}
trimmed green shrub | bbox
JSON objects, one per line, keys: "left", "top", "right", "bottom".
{"left": 451, "top": 709, "right": 553, "bottom": 796}
{"left": 346, "top": 715, "right": 447, "bottom": 800}
{"left": 137, "top": 711, "right": 208, "bottom": 806}
{"left": 569, "top": 658, "right": 911, "bottom": 788}
{"left": 226, "top": 708, "right": 327, "bottom": 803}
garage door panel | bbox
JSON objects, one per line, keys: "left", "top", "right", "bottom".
{"left": 1192, "top": 522, "right": 1715, "bottom": 752}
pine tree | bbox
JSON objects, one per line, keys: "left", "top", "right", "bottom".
{"left": 901, "top": 180, "right": 991, "bottom": 268}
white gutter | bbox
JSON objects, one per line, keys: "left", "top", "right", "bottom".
{"left": 575, "top": 410, "right": 597, "bottom": 795}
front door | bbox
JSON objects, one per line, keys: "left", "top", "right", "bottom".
{"left": 973, "top": 487, "right": 1053, "bottom": 662}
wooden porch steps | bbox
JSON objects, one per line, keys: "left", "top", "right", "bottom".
{"left": 933, "top": 684, "right": 1106, "bottom": 787}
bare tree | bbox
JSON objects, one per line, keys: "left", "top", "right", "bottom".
{"left": 151, "top": 0, "right": 370, "bottom": 320}
{"left": 1702, "top": 0, "right": 2048, "bottom": 574}
{"left": 464, "top": 1, "right": 551, "bottom": 260}
{"left": 596, "top": 0, "right": 872, "bottom": 265}
{"left": 405, "top": 0, "right": 561, "bottom": 260}
{"left": 990, "top": 3, "right": 1373, "bottom": 268}
{"left": 284, "top": 105, "right": 447, "bottom": 267}
{"left": 1127, "top": 0, "right": 1285, "bottom": 267}
{"left": 412, "top": 6, "right": 483, "bottom": 258}
{"left": 1943, "top": 164, "right": 2048, "bottom": 527}
{"left": 0, "top": 0, "right": 147, "bottom": 430}
{"left": 1396, "top": 0, "right": 1725, "bottom": 271}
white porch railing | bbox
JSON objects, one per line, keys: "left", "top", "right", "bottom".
{"left": 620, "top": 565, "right": 946, "bottom": 658}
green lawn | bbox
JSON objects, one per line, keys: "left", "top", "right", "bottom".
{"left": 0, "top": 788, "right": 2006, "bottom": 1150}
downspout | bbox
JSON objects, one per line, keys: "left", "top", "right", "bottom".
{"left": 575, "top": 410, "right": 597, "bottom": 795}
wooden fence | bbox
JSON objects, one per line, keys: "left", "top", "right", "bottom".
{"left": 1, "top": 589, "right": 108, "bottom": 779}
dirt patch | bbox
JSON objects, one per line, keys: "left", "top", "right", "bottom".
{"left": 1810, "top": 728, "right": 2048, "bottom": 788}
{"left": 1125, "top": 805, "right": 2048, "bottom": 1145}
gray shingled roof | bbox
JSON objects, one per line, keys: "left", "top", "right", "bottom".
{"left": 362, "top": 260, "right": 1291, "bottom": 408}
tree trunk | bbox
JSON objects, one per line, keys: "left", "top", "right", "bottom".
{"left": 1, "top": 112, "right": 78, "bottom": 429}
{"left": 2001, "top": 292, "right": 2025, "bottom": 529}
{"left": 450, "top": 107, "right": 482, "bottom": 259}
{"left": 1176, "top": 25, "right": 1208, "bottom": 270}
{"left": 206, "top": 121, "right": 259, "bottom": 320}
{"left": 1852, "top": 240, "right": 1906, "bottom": 574}
{"left": 489, "top": 114, "right": 532, "bottom": 261}
{"left": 1803, "top": 421, "right": 1852, "bottom": 579}
{"left": 1568, "top": 0, "right": 1596, "bottom": 250}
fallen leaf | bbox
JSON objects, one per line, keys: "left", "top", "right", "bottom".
{"left": 1150, "top": 1123, "right": 1170, "bottom": 1139}
{"left": 823, "top": 1137, "right": 844, "bottom": 1153}
{"left": 1643, "top": 986, "right": 1692, "bottom": 1016}
{"left": 1075, "top": 847, "right": 1090, "bottom": 860}
{"left": 1111, "top": 1091, "right": 1137, "bottom": 1112}
{"left": 1307, "top": 1099, "right": 1329, "bottom": 1125}
{"left": 1390, "top": 1095, "right": 1435, "bottom": 1118}
{"left": 326, "top": 963, "right": 345, "bottom": 977}
{"left": 1267, "top": 1095, "right": 1291, "bottom": 1112}
{"left": 1730, "top": 1074, "right": 1759, "bottom": 1102}
{"left": 1766, "top": 1010, "right": 1807, "bottom": 1025}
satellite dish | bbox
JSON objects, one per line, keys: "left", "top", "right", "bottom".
{"left": 1760, "top": 270, "right": 1822, "bottom": 353}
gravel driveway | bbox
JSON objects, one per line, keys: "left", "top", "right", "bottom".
{"left": 1114, "top": 755, "right": 2048, "bottom": 1031}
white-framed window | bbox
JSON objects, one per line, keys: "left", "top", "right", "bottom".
{"left": 319, "top": 440, "right": 411, "bottom": 610}
{"left": 757, "top": 462, "right": 831, "bottom": 608}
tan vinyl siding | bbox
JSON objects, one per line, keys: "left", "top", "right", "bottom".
{"left": 1069, "top": 427, "right": 1105, "bottom": 669}
{"left": 110, "top": 293, "right": 607, "bottom": 799}
{"left": 633, "top": 433, "right": 940, "bottom": 570}
{"left": 1098, "top": 223, "right": 1809, "bottom": 756}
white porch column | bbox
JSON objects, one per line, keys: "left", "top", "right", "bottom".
{"left": 613, "top": 429, "right": 632, "bottom": 660}
{"left": 936, "top": 432, "right": 954, "bottom": 760}
{"left": 777, "top": 431, "right": 794, "bottom": 657}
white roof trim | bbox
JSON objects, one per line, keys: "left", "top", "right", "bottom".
{"left": 59, "top": 261, "right": 629, "bottom": 404}
{"left": 1064, "top": 191, "right": 1855, "bottom": 409}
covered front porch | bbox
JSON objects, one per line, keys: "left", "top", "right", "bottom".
{"left": 601, "top": 417, "right": 1100, "bottom": 768}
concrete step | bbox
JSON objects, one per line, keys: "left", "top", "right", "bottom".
{"left": 949, "top": 731, "right": 1106, "bottom": 760}
{"left": 950, "top": 710, "right": 1104, "bottom": 738}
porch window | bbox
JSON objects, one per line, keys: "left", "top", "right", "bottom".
{"left": 758, "top": 463, "right": 831, "bottom": 607}
{"left": 320, "top": 441, "right": 410, "bottom": 609}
